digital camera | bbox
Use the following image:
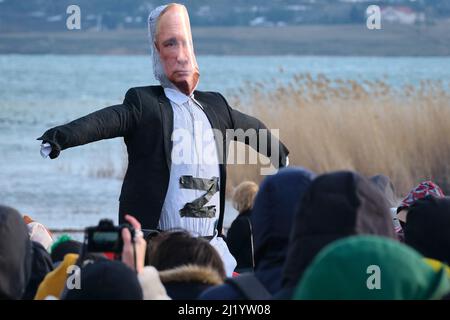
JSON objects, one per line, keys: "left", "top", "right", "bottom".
{"left": 84, "top": 219, "right": 135, "bottom": 254}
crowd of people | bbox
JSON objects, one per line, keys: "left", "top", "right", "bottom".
{"left": 1, "top": 167, "right": 450, "bottom": 300}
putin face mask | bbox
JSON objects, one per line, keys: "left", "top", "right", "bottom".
{"left": 148, "top": 4, "right": 199, "bottom": 96}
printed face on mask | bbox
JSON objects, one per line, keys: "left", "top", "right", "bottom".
{"left": 155, "top": 5, "right": 199, "bottom": 95}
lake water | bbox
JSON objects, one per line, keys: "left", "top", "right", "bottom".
{"left": 1, "top": 55, "right": 449, "bottom": 231}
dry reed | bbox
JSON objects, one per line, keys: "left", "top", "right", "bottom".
{"left": 226, "top": 73, "right": 450, "bottom": 197}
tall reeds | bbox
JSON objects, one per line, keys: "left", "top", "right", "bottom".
{"left": 226, "top": 73, "right": 450, "bottom": 197}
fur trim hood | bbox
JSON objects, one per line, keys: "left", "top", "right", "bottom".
{"left": 159, "top": 265, "right": 224, "bottom": 286}
{"left": 138, "top": 266, "right": 171, "bottom": 300}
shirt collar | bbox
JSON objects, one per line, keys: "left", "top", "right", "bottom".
{"left": 164, "top": 87, "right": 194, "bottom": 106}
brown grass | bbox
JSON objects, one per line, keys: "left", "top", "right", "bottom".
{"left": 226, "top": 73, "right": 450, "bottom": 197}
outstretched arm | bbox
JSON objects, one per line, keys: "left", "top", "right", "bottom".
{"left": 218, "top": 93, "right": 289, "bottom": 168}
{"left": 37, "top": 88, "right": 142, "bottom": 159}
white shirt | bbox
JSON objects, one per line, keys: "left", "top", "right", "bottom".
{"left": 158, "top": 88, "right": 221, "bottom": 237}
{"left": 159, "top": 89, "right": 237, "bottom": 276}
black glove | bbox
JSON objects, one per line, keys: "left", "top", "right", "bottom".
{"left": 37, "top": 138, "right": 61, "bottom": 159}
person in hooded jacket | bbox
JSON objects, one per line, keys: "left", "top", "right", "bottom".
{"left": 369, "top": 174, "right": 398, "bottom": 208}
{"left": 369, "top": 174, "right": 403, "bottom": 236}
{"left": 22, "top": 241, "right": 53, "bottom": 300}
{"left": 396, "top": 181, "right": 444, "bottom": 228}
{"left": 199, "top": 167, "right": 315, "bottom": 300}
{"left": 293, "top": 235, "right": 450, "bottom": 300}
{"left": 34, "top": 253, "right": 79, "bottom": 300}
{"left": 278, "top": 171, "right": 397, "bottom": 299}
{"left": 404, "top": 196, "right": 450, "bottom": 266}
{"left": 0, "top": 205, "right": 32, "bottom": 300}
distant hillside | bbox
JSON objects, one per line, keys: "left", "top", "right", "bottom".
{"left": 1, "top": 0, "right": 450, "bottom": 32}
{"left": 1, "top": 23, "right": 449, "bottom": 56}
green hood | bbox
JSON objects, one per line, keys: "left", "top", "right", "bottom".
{"left": 293, "top": 235, "right": 450, "bottom": 300}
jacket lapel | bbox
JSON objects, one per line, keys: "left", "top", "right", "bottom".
{"left": 158, "top": 89, "right": 225, "bottom": 172}
{"left": 194, "top": 94, "right": 225, "bottom": 165}
{"left": 158, "top": 92, "right": 174, "bottom": 171}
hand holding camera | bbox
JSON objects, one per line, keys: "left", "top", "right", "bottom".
{"left": 83, "top": 215, "right": 146, "bottom": 273}
{"left": 121, "top": 214, "right": 146, "bottom": 274}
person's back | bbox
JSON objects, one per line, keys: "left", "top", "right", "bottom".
{"left": 200, "top": 167, "right": 315, "bottom": 300}
{"left": 293, "top": 236, "right": 450, "bottom": 300}
{"left": 280, "top": 170, "right": 397, "bottom": 299}
{"left": 22, "top": 241, "right": 53, "bottom": 300}
{"left": 226, "top": 181, "right": 259, "bottom": 273}
{"left": 226, "top": 211, "right": 253, "bottom": 272}
{"left": 404, "top": 196, "right": 450, "bottom": 265}
{"left": 0, "top": 205, "right": 32, "bottom": 300}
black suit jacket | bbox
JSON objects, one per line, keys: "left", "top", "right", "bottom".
{"left": 38, "top": 86, "right": 289, "bottom": 233}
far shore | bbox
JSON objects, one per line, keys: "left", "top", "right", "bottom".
{"left": 1, "top": 23, "right": 450, "bottom": 56}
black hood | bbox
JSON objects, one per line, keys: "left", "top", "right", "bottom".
{"left": 64, "top": 259, "right": 143, "bottom": 300}
{"left": 23, "top": 241, "right": 54, "bottom": 300}
{"left": 251, "top": 167, "right": 315, "bottom": 271}
{"left": 0, "top": 205, "right": 32, "bottom": 299}
{"left": 282, "top": 171, "right": 396, "bottom": 289}
{"left": 405, "top": 196, "right": 450, "bottom": 264}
